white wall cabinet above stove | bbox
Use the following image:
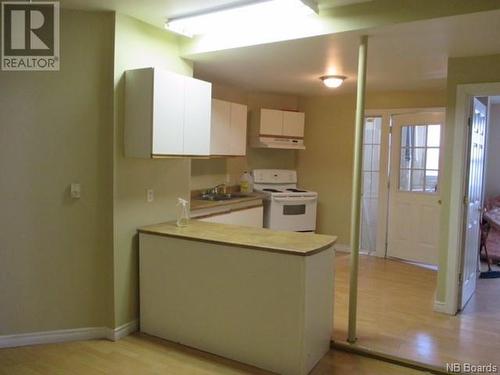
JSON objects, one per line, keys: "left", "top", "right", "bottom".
{"left": 210, "top": 99, "right": 247, "bottom": 156}
{"left": 124, "top": 67, "right": 212, "bottom": 158}
{"left": 251, "top": 109, "right": 306, "bottom": 149}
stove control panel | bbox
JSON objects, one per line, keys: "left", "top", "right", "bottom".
{"left": 252, "top": 169, "right": 297, "bottom": 184}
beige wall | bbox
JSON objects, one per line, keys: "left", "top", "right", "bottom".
{"left": 485, "top": 104, "right": 500, "bottom": 199}
{"left": 0, "top": 10, "right": 115, "bottom": 334}
{"left": 190, "top": 81, "right": 299, "bottom": 191}
{"left": 297, "top": 90, "right": 446, "bottom": 244}
{"left": 113, "top": 14, "right": 193, "bottom": 327}
{"left": 437, "top": 54, "right": 500, "bottom": 302}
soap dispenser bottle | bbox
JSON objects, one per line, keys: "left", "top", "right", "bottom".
{"left": 176, "top": 198, "right": 189, "bottom": 227}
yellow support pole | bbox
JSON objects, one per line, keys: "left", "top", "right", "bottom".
{"left": 347, "top": 35, "right": 368, "bottom": 344}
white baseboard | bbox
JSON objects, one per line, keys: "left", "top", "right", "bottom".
{"left": 108, "top": 320, "right": 139, "bottom": 341}
{"left": 0, "top": 320, "right": 139, "bottom": 349}
{"left": 433, "top": 300, "right": 454, "bottom": 315}
{"left": 334, "top": 243, "right": 351, "bottom": 253}
{"left": 0, "top": 326, "right": 109, "bottom": 349}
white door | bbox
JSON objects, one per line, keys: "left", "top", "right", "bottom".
{"left": 183, "top": 77, "right": 212, "bottom": 155}
{"left": 230, "top": 103, "right": 247, "bottom": 156}
{"left": 387, "top": 112, "right": 445, "bottom": 265}
{"left": 460, "top": 98, "right": 488, "bottom": 309}
{"left": 152, "top": 69, "right": 185, "bottom": 155}
{"left": 211, "top": 99, "right": 231, "bottom": 155}
{"left": 260, "top": 109, "right": 283, "bottom": 136}
{"left": 282, "top": 111, "right": 305, "bottom": 137}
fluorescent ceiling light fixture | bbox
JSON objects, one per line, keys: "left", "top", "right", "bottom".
{"left": 320, "top": 75, "right": 346, "bottom": 88}
{"left": 165, "top": 0, "right": 318, "bottom": 38}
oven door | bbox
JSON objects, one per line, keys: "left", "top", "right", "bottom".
{"left": 267, "top": 196, "right": 317, "bottom": 232}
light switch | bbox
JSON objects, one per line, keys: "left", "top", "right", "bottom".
{"left": 70, "top": 183, "right": 81, "bottom": 199}
{"left": 147, "top": 189, "right": 154, "bottom": 203}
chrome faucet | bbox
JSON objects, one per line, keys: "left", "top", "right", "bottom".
{"left": 206, "top": 184, "right": 227, "bottom": 195}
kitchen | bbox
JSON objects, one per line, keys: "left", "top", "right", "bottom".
{"left": 2, "top": 1, "right": 500, "bottom": 374}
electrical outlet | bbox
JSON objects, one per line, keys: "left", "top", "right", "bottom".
{"left": 70, "top": 183, "right": 81, "bottom": 199}
{"left": 146, "top": 189, "right": 154, "bottom": 203}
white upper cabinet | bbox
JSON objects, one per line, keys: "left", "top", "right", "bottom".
{"left": 152, "top": 69, "right": 184, "bottom": 155}
{"left": 184, "top": 77, "right": 212, "bottom": 155}
{"left": 229, "top": 102, "right": 247, "bottom": 156}
{"left": 250, "top": 108, "right": 306, "bottom": 149}
{"left": 124, "top": 67, "right": 212, "bottom": 158}
{"left": 283, "top": 111, "right": 305, "bottom": 138}
{"left": 258, "top": 109, "right": 305, "bottom": 137}
{"left": 260, "top": 109, "right": 284, "bottom": 136}
{"left": 210, "top": 99, "right": 248, "bottom": 156}
{"left": 210, "top": 99, "right": 231, "bottom": 155}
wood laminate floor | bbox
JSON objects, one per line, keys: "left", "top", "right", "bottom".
{"left": 0, "top": 333, "right": 426, "bottom": 375}
{"left": 333, "top": 253, "right": 500, "bottom": 369}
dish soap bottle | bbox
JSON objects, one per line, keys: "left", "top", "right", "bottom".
{"left": 176, "top": 198, "right": 189, "bottom": 227}
{"left": 239, "top": 171, "right": 254, "bottom": 193}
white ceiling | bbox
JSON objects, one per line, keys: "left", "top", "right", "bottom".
{"left": 192, "top": 9, "right": 500, "bottom": 95}
{"left": 59, "top": 0, "right": 369, "bottom": 28}
{"left": 59, "top": 1, "right": 500, "bottom": 95}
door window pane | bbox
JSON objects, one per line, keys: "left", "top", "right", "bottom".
{"left": 400, "top": 169, "right": 411, "bottom": 191}
{"left": 364, "top": 119, "right": 374, "bottom": 144}
{"left": 411, "top": 170, "right": 424, "bottom": 192}
{"left": 426, "top": 148, "right": 440, "bottom": 170}
{"left": 412, "top": 148, "right": 426, "bottom": 169}
{"left": 425, "top": 170, "right": 439, "bottom": 192}
{"left": 415, "top": 126, "right": 427, "bottom": 147}
{"left": 371, "top": 145, "right": 380, "bottom": 171}
{"left": 399, "top": 124, "right": 441, "bottom": 193}
{"left": 427, "top": 125, "right": 441, "bottom": 147}
{"left": 363, "top": 144, "right": 373, "bottom": 171}
{"left": 361, "top": 116, "right": 382, "bottom": 253}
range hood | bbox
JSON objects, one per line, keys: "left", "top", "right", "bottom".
{"left": 251, "top": 136, "right": 306, "bottom": 150}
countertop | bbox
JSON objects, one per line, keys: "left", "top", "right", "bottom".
{"left": 190, "top": 192, "right": 267, "bottom": 211}
{"left": 138, "top": 220, "right": 337, "bottom": 256}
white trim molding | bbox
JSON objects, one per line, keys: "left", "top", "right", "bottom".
{"left": 0, "top": 320, "right": 139, "bottom": 349}
{"left": 0, "top": 327, "right": 109, "bottom": 349}
{"left": 109, "top": 320, "right": 139, "bottom": 341}
{"left": 433, "top": 300, "right": 449, "bottom": 314}
{"left": 445, "top": 82, "right": 500, "bottom": 316}
{"left": 333, "top": 243, "right": 351, "bottom": 253}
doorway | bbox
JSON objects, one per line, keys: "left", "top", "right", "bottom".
{"left": 386, "top": 112, "right": 444, "bottom": 266}
{"left": 360, "top": 109, "right": 445, "bottom": 264}
{"left": 460, "top": 95, "right": 500, "bottom": 310}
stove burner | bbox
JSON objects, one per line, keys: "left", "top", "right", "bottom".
{"left": 286, "top": 188, "right": 307, "bottom": 193}
{"left": 263, "top": 188, "right": 283, "bottom": 193}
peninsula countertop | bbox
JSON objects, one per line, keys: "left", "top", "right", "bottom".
{"left": 138, "top": 220, "right": 337, "bottom": 256}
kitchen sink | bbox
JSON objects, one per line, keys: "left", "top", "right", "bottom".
{"left": 200, "top": 193, "right": 250, "bottom": 201}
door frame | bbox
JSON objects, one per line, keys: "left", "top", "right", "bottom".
{"left": 364, "top": 108, "right": 445, "bottom": 259}
{"left": 444, "top": 82, "right": 500, "bottom": 315}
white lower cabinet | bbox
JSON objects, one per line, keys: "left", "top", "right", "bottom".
{"left": 199, "top": 206, "right": 263, "bottom": 228}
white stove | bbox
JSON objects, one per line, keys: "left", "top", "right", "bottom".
{"left": 252, "top": 169, "right": 318, "bottom": 232}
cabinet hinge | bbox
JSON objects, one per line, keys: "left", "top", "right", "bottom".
{"left": 468, "top": 117, "right": 472, "bottom": 127}
{"left": 463, "top": 195, "right": 468, "bottom": 205}
{"left": 458, "top": 273, "right": 463, "bottom": 284}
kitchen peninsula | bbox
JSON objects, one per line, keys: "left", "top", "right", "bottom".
{"left": 138, "top": 220, "right": 336, "bottom": 375}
